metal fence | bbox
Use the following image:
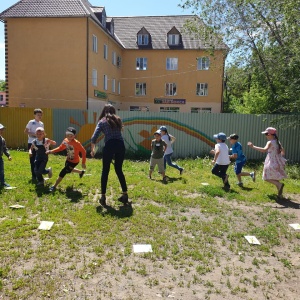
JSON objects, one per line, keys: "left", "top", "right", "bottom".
{"left": 1, "top": 107, "right": 299, "bottom": 162}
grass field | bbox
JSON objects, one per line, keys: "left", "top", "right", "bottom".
{"left": 0, "top": 150, "right": 300, "bottom": 300}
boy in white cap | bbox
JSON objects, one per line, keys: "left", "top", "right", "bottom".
{"left": 0, "top": 124, "right": 12, "bottom": 187}
{"left": 149, "top": 130, "right": 168, "bottom": 182}
{"left": 210, "top": 132, "right": 231, "bottom": 189}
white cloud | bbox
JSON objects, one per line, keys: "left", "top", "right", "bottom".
{"left": 0, "top": 43, "right": 4, "bottom": 49}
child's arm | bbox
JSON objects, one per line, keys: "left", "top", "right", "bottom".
{"left": 3, "top": 139, "right": 12, "bottom": 161}
{"left": 78, "top": 142, "right": 86, "bottom": 168}
{"left": 170, "top": 135, "right": 176, "bottom": 144}
{"left": 247, "top": 141, "right": 270, "bottom": 153}
{"left": 212, "top": 148, "right": 220, "bottom": 164}
{"left": 46, "top": 142, "right": 66, "bottom": 154}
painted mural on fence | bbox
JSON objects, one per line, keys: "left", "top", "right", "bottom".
{"left": 53, "top": 111, "right": 215, "bottom": 156}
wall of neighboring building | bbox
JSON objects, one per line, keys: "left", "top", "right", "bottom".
{"left": 6, "top": 18, "right": 88, "bottom": 109}
{"left": 120, "top": 49, "right": 225, "bottom": 113}
{"left": 87, "top": 19, "right": 123, "bottom": 112}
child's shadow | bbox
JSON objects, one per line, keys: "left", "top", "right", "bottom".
{"left": 268, "top": 195, "right": 300, "bottom": 209}
{"left": 34, "top": 183, "right": 51, "bottom": 197}
{"left": 166, "top": 177, "right": 182, "bottom": 183}
{"left": 65, "top": 186, "right": 83, "bottom": 203}
{"left": 96, "top": 203, "right": 133, "bottom": 218}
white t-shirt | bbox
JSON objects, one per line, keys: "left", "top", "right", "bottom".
{"left": 215, "top": 143, "right": 230, "bottom": 165}
{"left": 26, "top": 119, "right": 44, "bottom": 143}
{"left": 161, "top": 134, "right": 173, "bottom": 155}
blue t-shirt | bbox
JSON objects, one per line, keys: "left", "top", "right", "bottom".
{"left": 232, "top": 142, "right": 246, "bottom": 163}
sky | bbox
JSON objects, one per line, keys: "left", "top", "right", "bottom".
{"left": 0, "top": 0, "right": 193, "bottom": 81}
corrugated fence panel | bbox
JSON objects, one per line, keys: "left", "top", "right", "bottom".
{"left": 0, "top": 108, "right": 299, "bottom": 162}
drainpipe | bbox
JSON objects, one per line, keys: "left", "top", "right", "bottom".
{"left": 86, "top": 17, "right": 89, "bottom": 110}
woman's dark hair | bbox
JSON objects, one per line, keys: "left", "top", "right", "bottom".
{"left": 98, "top": 104, "right": 122, "bottom": 129}
{"left": 274, "top": 134, "right": 283, "bottom": 154}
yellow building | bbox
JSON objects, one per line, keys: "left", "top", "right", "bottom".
{"left": 0, "top": 0, "right": 228, "bottom": 113}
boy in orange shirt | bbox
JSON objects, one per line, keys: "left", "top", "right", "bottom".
{"left": 47, "top": 127, "right": 86, "bottom": 192}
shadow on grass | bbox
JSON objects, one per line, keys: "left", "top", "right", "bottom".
{"left": 65, "top": 186, "right": 83, "bottom": 203}
{"left": 268, "top": 195, "right": 300, "bottom": 209}
{"left": 34, "top": 182, "right": 51, "bottom": 197}
{"left": 96, "top": 203, "right": 133, "bottom": 218}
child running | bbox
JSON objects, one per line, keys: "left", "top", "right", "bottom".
{"left": 159, "top": 126, "right": 184, "bottom": 175}
{"left": 0, "top": 124, "right": 12, "bottom": 188}
{"left": 210, "top": 132, "right": 230, "bottom": 189}
{"left": 248, "top": 127, "right": 287, "bottom": 198}
{"left": 228, "top": 133, "right": 255, "bottom": 186}
{"left": 29, "top": 127, "right": 56, "bottom": 186}
{"left": 47, "top": 127, "right": 86, "bottom": 192}
{"left": 149, "top": 130, "right": 168, "bottom": 182}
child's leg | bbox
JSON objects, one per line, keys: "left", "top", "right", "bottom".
{"left": 52, "top": 176, "right": 63, "bottom": 188}
{"left": 0, "top": 157, "right": 4, "bottom": 184}
{"left": 149, "top": 157, "right": 155, "bottom": 178}
{"left": 35, "top": 160, "right": 45, "bottom": 182}
{"left": 212, "top": 164, "right": 222, "bottom": 178}
{"left": 165, "top": 153, "right": 181, "bottom": 170}
{"left": 265, "top": 179, "right": 283, "bottom": 194}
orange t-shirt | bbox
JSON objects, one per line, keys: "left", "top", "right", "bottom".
{"left": 51, "top": 138, "right": 86, "bottom": 164}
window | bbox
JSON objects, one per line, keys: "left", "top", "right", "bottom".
{"left": 103, "top": 75, "right": 108, "bottom": 90}
{"left": 92, "top": 35, "right": 98, "bottom": 53}
{"left": 92, "top": 69, "right": 97, "bottom": 87}
{"left": 166, "top": 58, "right": 178, "bottom": 70}
{"left": 104, "top": 44, "right": 108, "bottom": 59}
{"left": 196, "top": 83, "right": 208, "bottom": 96}
{"left": 112, "top": 51, "right": 116, "bottom": 65}
{"left": 191, "top": 107, "right": 211, "bottom": 113}
{"left": 118, "top": 81, "right": 121, "bottom": 94}
{"left": 0, "top": 95, "right": 3, "bottom": 101}
{"left": 130, "top": 106, "right": 149, "bottom": 111}
{"left": 168, "top": 34, "right": 180, "bottom": 45}
{"left": 160, "top": 107, "right": 180, "bottom": 112}
{"left": 137, "top": 34, "right": 149, "bottom": 45}
{"left": 197, "top": 57, "right": 210, "bottom": 70}
{"left": 112, "top": 78, "right": 116, "bottom": 93}
{"left": 117, "top": 56, "right": 122, "bottom": 68}
{"left": 136, "top": 57, "right": 147, "bottom": 70}
{"left": 165, "top": 83, "right": 177, "bottom": 96}
{"left": 135, "top": 83, "right": 146, "bottom": 96}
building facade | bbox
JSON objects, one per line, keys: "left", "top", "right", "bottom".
{"left": 0, "top": 0, "right": 228, "bottom": 113}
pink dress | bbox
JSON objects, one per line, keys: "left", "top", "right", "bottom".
{"left": 263, "top": 140, "right": 287, "bottom": 180}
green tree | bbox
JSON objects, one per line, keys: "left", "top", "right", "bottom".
{"left": 0, "top": 80, "right": 5, "bottom": 91}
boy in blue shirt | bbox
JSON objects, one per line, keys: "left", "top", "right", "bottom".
{"left": 228, "top": 133, "right": 255, "bottom": 186}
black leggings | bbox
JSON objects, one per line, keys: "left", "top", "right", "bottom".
{"left": 59, "top": 161, "right": 78, "bottom": 178}
{"left": 101, "top": 139, "right": 127, "bottom": 195}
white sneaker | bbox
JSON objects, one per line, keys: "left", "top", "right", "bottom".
{"left": 250, "top": 171, "right": 256, "bottom": 182}
{"left": 48, "top": 167, "right": 53, "bottom": 178}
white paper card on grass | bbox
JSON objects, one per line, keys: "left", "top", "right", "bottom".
{"left": 4, "top": 186, "right": 17, "bottom": 190}
{"left": 289, "top": 223, "right": 300, "bottom": 230}
{"left": 10, "top": 204, "right": 25, "bottom": 209}
{"left": 133, "top": 244, "right": 152, "bottom": 253}
{"left": 245, "top": 236, "right": 261, "bottom": 245}
{"left": 201, "top": 183, "right": 209, "bottom": 186}
{"left": 38, "top": 221, "right": 54, "bottom": 230}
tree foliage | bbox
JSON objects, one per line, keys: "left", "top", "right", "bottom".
{"left": 180, "top": 0, "right": 300, "bottom": 122}
{"left": 0, "top": 80, "right": 5, "bottom": 91}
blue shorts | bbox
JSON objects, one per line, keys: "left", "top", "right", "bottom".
{"left": 234, "top": 160, "right": 246, "bottom": 175}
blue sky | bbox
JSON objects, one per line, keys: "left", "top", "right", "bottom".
{"left": 0, "top": 0, "right": 193, "bottom": 80}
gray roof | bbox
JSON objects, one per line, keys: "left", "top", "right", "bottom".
{"left": 113, "top": 15, "right": 227, "bottom": 50}
{"left": 0, "top": 0, "right": 95, "bottom": 18}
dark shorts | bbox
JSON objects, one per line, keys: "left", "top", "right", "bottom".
{"left": 59, "top": 161, "right": 78, "bottom": 178}
{"left": 234, "top": 160, "right": 246, "bottom": 175}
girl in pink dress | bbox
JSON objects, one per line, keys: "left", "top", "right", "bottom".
{"left": 248, "top": 127, "right": 286, "bottom": 198}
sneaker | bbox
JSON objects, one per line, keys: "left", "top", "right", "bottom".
{"left": 118, "top": 194, "right": 128, "bottom": 205}
{"left": 237, "top": 182, "right": 243, "bottom": 187}
{"left": 224, "top": 182, "right": 231, "bottom": 189}
{"left": 3, "top": 182, "right": 11, "bottom": 187}
{"left": 163, "top": 176, "right": 168, "bottom": 183}
{"left": 99, "top": 195, "right": 106, "bottom": 206}
{"left": 250, "top": 171, "right": 256, "bottom": 182}
{"left": 223, "top": 174, "right": 229, "bottom": 184}
{"left": 148, "top": 175, "right": 152, "bottom": 179}
{"left": 79, "top": 170, "right": 85, "bottom": 179}
{"left": 180, "top": 168, "right": 184, "bottom": 175}
{"left": 47, "top": 167, "right": 53, "bottom": 178}
{"left": 49, "top": 185, "right": 56, "bottom": 192}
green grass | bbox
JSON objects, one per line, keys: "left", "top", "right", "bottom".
{"left": 0, "top": 150, "right": 299, "bottom": 299}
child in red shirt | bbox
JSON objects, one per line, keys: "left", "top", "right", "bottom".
{"left": 47, "top": 127, "right": 86, "bottom": 191}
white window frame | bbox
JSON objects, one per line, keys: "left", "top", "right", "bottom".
{"left": 135, "top": 83, "right": 146, "bottom": 96}
{"left": 136, "top": 57, "right": 148, "bottom": 70}
{"left": 112, "top": 51, "right": 116, "bottom": 65}
{"left": 112, "top": 78, "right": 116, "bottom": 93}
{"left": 197, "top": 57, "right": 210, "bottom": 70}
{"left": 92, "top": 35, "right": 98, "bottom": 53}
{"left": 168, "top": 34, "right": 180, "bottom": 45}
{"left": 104, "top": 44, "right": 108, "bottom": 60}
{"left": 196, "top": 83, "right": 208, "bottom": 96}
{"left": 137, "top": 34, "right": 149, "bottom": 45}
{"left": 92, "top": 69, "right": 97, "bottom": 87}
{"left": 165, "top": 83, "right": 177, "bottom": 96}
{"left": 166, "top": 58, "right": 178, "bottom": 70}
{"left": 103, "top": 75, "right": 108, "bottom": 90}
